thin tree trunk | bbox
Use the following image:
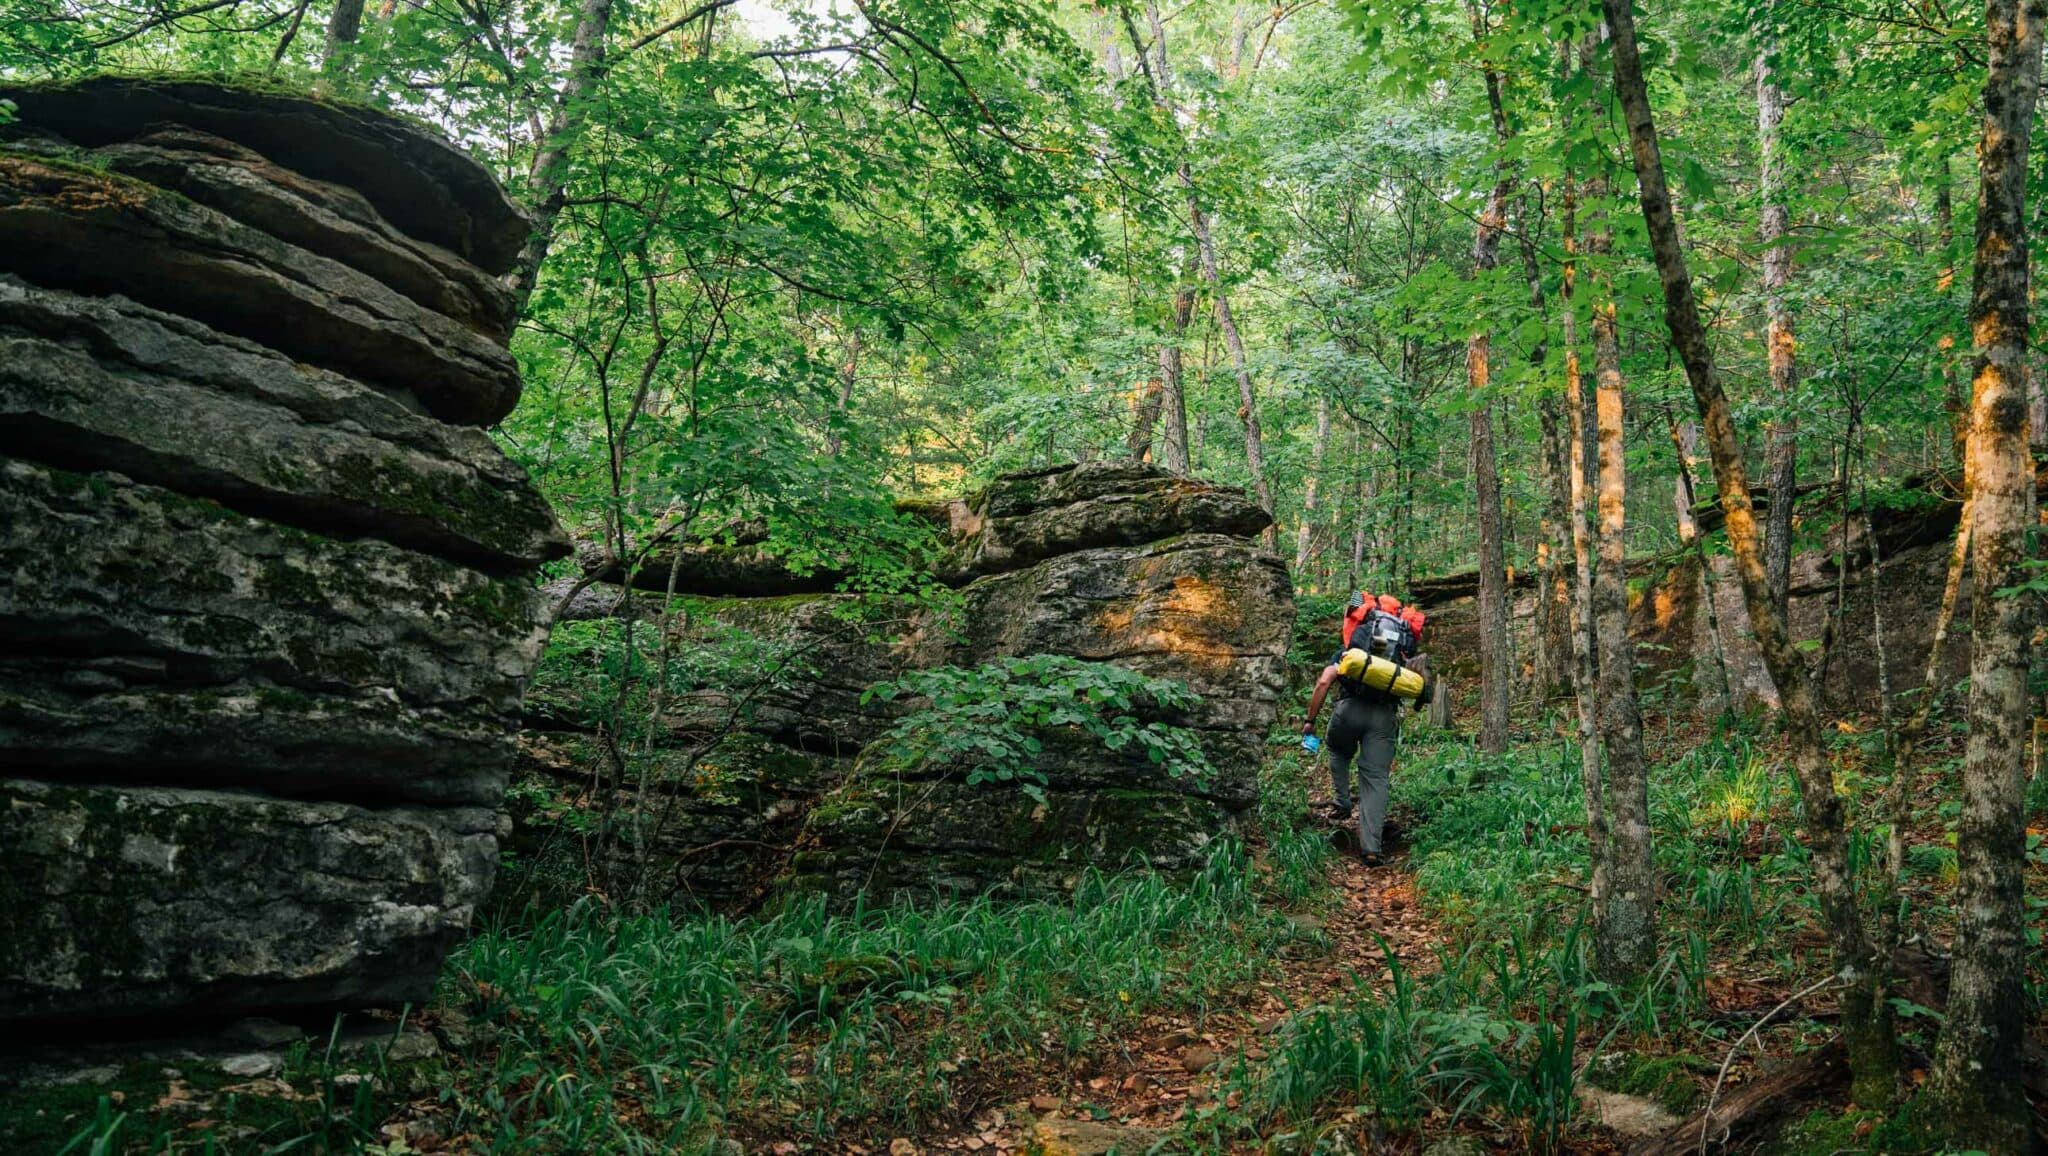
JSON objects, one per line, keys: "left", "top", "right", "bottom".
{"left": 1927, "top": 0, "right": 2044, "bottom": 1144}
{"left": 1127, "top": 378, "right": 1165, "bottom": 461}
{"left": 1562, "top": 160, "right": 1608, "bottom": 915}
{"left": 1589, "top": 185, "right": 1656, "bottom": 979}
{"left": 1125, "top": 1, "right": 1266, "bottom": 518}
{"left": 514, "top": 0, "right": 617, "bottom": 309}
{"left": 1600, "top": 0, "right": 1893, "bottom": 1101}
{"left": 1534, "top": 397, "right": 1572, "bottom": 700}
{"left": 1758, "top": 32, "right": 1799, "bottom": 624}
{"left": 1938, "top": 168, "right": 1969, "bottom": 468}
{"left": 321, "top": 0, "right": 366, "bottom": 82}
{"left": 825, "top": 326, "right": 860, "bottom": 457}
{"left": 1521, "top": 185, "right": 1571, "bottom": 703}
{"left": 1189, "top": 202, "right": 1275, "bottom": 539}
{"left": 1671, "top": 419, "right": 1733, "bottom": 715}
{"left": 1470, "top": 34, "right": 1514, "bottom": 756}
{"left": 1296, "top": 392, "right": 1332, "bottom": 576}
{"left": 1159, "top": 273, "right": 1196, "bottom": 474}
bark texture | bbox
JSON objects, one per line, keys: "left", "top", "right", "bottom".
{"left": 1590, "top": 262, "right": 1655, "bottom": 979}
{"left": 1599, "top": 0, "right": 1893, "bottom": 1100}
{"left": 1562, "top": 168, "right": 1608, "bottom": 919}
{"left": 1469, "top": 45, "right": 1514, "bottom": 755}
{"left": 1926, "top": 0, "right": 2045, "bottom": 1145}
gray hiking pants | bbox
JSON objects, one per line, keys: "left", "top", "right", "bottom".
{"left": 1325, "top": 695, "right": 1401, "bottom": 855}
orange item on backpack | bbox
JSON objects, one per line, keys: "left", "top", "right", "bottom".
{"left": 1401, "top": 607, "right": 1426, "bottom": 646}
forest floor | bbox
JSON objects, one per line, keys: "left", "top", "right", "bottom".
{"left": 894, "top": 842, "right": 1448, "bottom": 1156}
{"left": 7, "top": 715, "right": 2046, "bottom": 1154}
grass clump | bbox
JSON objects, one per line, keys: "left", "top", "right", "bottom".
{"left": 434, "top": 843, "right": 1296, "bottom": 1151}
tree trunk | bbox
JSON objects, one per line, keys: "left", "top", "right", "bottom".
{"left": 514, "top": 0, "right": 617, "bottom": 310}
{"left": 1469, "top": 40, "right": 1514, "bottom": 756}
{"left": 1671, "top": 420, "right": 1733, "bottom": 715}
{"left": 1938, "top": 169, "right": 1969, "bottom": 468}
{"left": 1534, "top": 396, "right": 1573, "bottom": 701}
{"left": 1599, "top": 0, "right": 1893, "bottom": 1101}
{"left": 1126, "top": 379, "right": 1165, "bottom": 461}
{"left": 1926, "top": 0, "right": 2044, "bottom": 1145}
{"left": 321, "top": 0, "right": 366, "bottom": 83}
{"left": 1349, "top": 440, "right": 1372, "bottom": 593}
{"left": 1159, "top": 274, "right": 1196, "bottom": 474}
{"left": 1296, "top": 392, "right": 1332, "bottom": 577}
{"left": 1561, "top": 161, "right": 1608, "bottom": 913}
{"left": 1189, "top": 200, "right": 1276, "bottom": 541}
{"left": 1590, "top": 232, "right": 1656, "bottom": 979}
{"left": 1758, "top": 35, "right": 1799, "bottom": 624}
{"left": 1517, "top": 182, "right": 1571, "bottom": 704}
{"left": 1126, "top": 1, "right": 1266, "bottom": 519}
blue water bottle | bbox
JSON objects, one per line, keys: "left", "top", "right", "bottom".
{"left": 1301, "top": 733, "right": 1321, "bottom": 754}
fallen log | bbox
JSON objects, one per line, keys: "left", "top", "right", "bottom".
{"left": 1629, "top": 1036, "right": 1846, "bottom": 1156}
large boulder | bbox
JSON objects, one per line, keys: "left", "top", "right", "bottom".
{"left": 519, "top": 461, "right": 1293, "bottom": 905}
{"left": 0, "top": 79, "right": 564, "bottom": 1027}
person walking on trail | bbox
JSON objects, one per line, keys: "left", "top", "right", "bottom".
{"left": 1300, "top": 592, "right": 1430, "bottom": 868}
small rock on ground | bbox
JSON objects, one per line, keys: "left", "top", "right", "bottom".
{"left": 1578, "top": 1086, "right": 1683, "bottom": 1137}
{"left": 218, "top": 1053, "right": 281, "bottom": 1078}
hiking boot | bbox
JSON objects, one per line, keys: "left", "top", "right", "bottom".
{"left": 1361, "top": 852, "right": 1386, "bottom": 868}
{"left": 1324, "top": 801, "right": 1354, "bottom": 823}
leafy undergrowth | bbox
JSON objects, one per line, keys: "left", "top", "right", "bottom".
{"left": 22, "top": 717, "right": 2046, "bottom": 1153}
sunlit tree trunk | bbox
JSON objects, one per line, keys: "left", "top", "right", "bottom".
{"left": 1589, "top": 214, "right": 1655, "bottom": 978}
{"left": 1562, "top": 167, "right": 1607, "bottom": 914}
{"left": 1757, "top": 30, "right": 1798, "bottom": 623}
{"left": 1926, "top": 0, "right": 2044, "bottom": 1145}
{"left": 1599, "top": 0, "right": 1895, "bottom": 1101}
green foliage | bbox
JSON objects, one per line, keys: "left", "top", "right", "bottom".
{"left": 862, "top": 655, "right": 1213, "bottom": 801}
{"left": 437, "top": 845, "right": 1290, "bottom": 1149}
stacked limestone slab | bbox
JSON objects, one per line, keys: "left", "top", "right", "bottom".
{"left": 518, "top": 461, "right": 1292, "bottom": 905}
{"left": 0, "top": 78, "right": 567, "bottom": 1025}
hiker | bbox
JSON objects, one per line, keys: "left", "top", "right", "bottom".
{"left": 1300, "top": 592, "right": 1430, "bottom": 867}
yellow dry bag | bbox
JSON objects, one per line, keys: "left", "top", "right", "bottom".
{"left": 1336, "top": 648, "right": 1427, "bottom": 702}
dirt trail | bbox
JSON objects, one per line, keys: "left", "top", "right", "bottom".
{"left": 899, "top": 841, "right": 1445, "bottom": 1156}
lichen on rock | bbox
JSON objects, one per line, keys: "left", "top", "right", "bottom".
{"left": 0, "top": 77, "right": 558, "bottom": 1027}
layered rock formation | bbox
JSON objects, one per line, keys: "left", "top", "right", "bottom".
{"left": 1417, "top": 478, "right": 1972, "bottom": 715}
{"left": 515, "top": 462, "right": 1293, "bottom": 906}
{"left": 0, "top": 78, "right": 566, "bottom": 1025}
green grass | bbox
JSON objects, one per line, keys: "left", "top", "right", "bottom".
{"left": 26, "top": 714, "right": 2036, "bottom": 1153}
{"left": 438, "top": 851, "right": 1300, "bottom": 1151}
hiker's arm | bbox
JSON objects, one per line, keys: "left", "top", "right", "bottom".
{"left": 1303, "top": 665, "right": 1340, "bottom": 733}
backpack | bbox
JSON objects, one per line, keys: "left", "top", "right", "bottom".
{"left": 1346, "top": 592, "right": 1421, "bottom": 662}
{"left": 1360, "top": 608, "right": 1417, "bottom": 662}
{"left": 1335, "top": 592, "right": 1428, "bottom": 702}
